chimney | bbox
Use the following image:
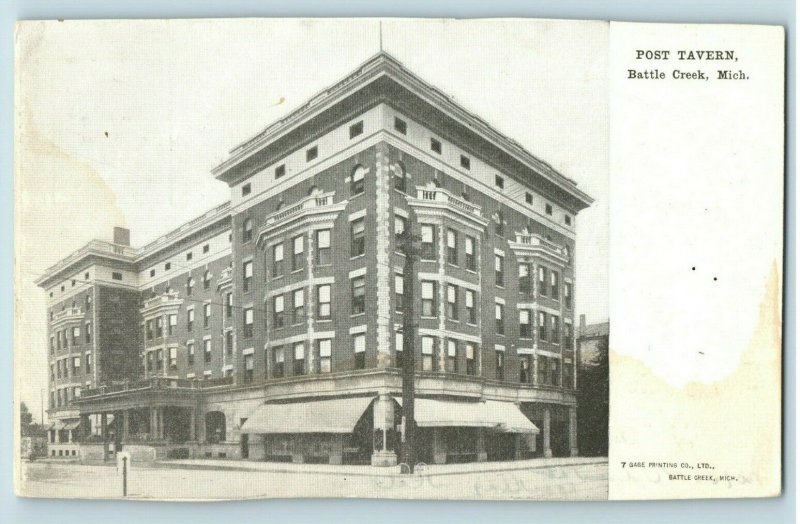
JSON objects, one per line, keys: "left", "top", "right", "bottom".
{"left": 113, "top": 227, "right": 130, "bottom": 247}
{"left": 579, "top": 314, "right": 586, "bottom": 336}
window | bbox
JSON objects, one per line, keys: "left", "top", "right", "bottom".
{"left": 233, "top": 264, "right": 247, "bottom": 297}
{"left": 187, "top": 276, "right": 194, "bottom": 296}
{"left": 243, "top": 218, "right": 253, "bottom": 243}
{"left": 165, "top": 262, "right": 171, "bottom": 271}
{"left": 351, "top": 218, "right": 365, "bottom": 257}
{"left": 563, "top": 361, "right": 573, "bottom": 389}
{"left": 464, "top": 236, "right": 476, "bottom": 271}
{"left": 316, "top": 230, "right": 331, "bottom": 265}
{"left": 169, "top": 347, "right": 178, "bottom": 369}
{"left": 349, "top": 121, "right": 363, "bottom": 139}
{"left": 520, "top": 355, "right": 532, "bottom": 383}
{"left": 447, "top": 285, "right": 458, "bottom": 320}
{"left": 551, "top": 270, "right": 560, "bottom": 299}
{"left": 185, "top": 342, "right": 195, "bottom": 366}
{"left": 243, "top": 353, "right": 254, "bottom": 383}
{"left": 273, "top": 295, "right": 285, "bottom": 328}
{"left": 446, "top": 229, "right": 458, "bottom": 265}
{"left": 157, "top": 348, "right": 165, "bottom": 370}
{"left": 150, "top": 269, "right": 156, "bottom": 277}
{"left": 314, "top": 339, "right": 331, "bottom": 374}
{"left": 292, "top": 235, "right": 304, "bottom": 271}
{"left": 525, "top": 192, "right": 533, "bottom": 204}
{"left": 430, "top": 137, "right": 442, "bottom": 154}
{"left": 565, "top": 283, "right": 573, "bottom": 309}
{"left": 187, "top": 308, "right": 195, "bottom": 331}
{"left": 446, "top": 339, "right": 457, "bottom": 373}
{"left": 49, "top": 336, "right": 54, "bottom": 354}
{"left": 394, "top": 215, "right": 407, "bottom": 245}
{"left": 50, "top": 363, "right": 54, "bottom": 380}
{"left": 538, "top": 311, "right": 547, "bottom": 341}
{"left": 242, "top": 183, "right": 251, "bottom": 196}
{"left": 351, "top": 165, "right": 367, "bottom": 195}
{"left": 72, "top": 356, "right": 81, "bottom": 375}
{"left": 495, "top": 350, "right": 504, "bottom": 380}
{"left": 86, "top": 353, "right": 92, "bottom": 373}
{"left": 292, "top": 289, "right": 304, "bottom": 324}
{"left": 226, "top": 292, "right": 233, "bottom": 318}
{"left": 273, "top": 346, "right": 285, "bottom": 377}
{"left": 84, "top": 272, "right": 89, "bottom": 280}
{"left": 519, "top": 263, "right": 532, "bottom": 295}
{"left": 72, "top": 326, "right": 80, "bottom": 345}
{"left": 306, "top": 146, "right": 318, "bottom": 162}
{"left": 420, "top": 224, "right": 436, "bottom": 260}
{"left": 494, "top": 211, "right": 504, "bottom": 236}
{"left": 465, "top": 289, "right": 477, "bottom": 324}
{"left": 421, "top": 336, "right": 435, "bottom": 371}
{"left": 275, "top": 164, "right": 286, "bottom": 179}
{"left": 112, "top": 272, "right": 123, "bottom": 281}
{"left": 460, "top": 155, "right": 471, "bottom": 170}
{"left": 290, "top": 342, "right": 305, "bottom": 375}
{"left": 203, "top": 244, "right": 210, "bottom": 254}
{"left": 204, "top": 303, "right": 211, "bottom": 328}
{"left": 519, "top": 309, "right": 532, "bottom": 338}
{"left": 146, "top": 352, "right": 153, "bottom": 372}
{"left": 146, "top": 320, "right": 154, "bottom": 340}
{"left": 351, "top": 276, "right": 366, "bottom": 314}
{"left": 495, "top": 303, "right": 505, "bottom": 335}
{"left": 395, "top": 330, "right": 404, "bottom": 360}
{"left": 353, "top": 334, "right": 366, "bottom": 370}
{"left": 394, "top": 274, "right": 404, "bottom": 314}
{"left": 495, "top": 254, "right": 504, "bottom": 286}
{"left": 565, "top": 214, "right": 572, "bottom": 226}
{"left": 538, "top": 266, "right": 548, "bottom": 297}
{"left": 317, "top": 284, "right": 331, "bottom": 320}
{"left": 392, "top": 162, "right": 406, "bottom": 192}
{"left": 545, "top": 203, "right": 553, "bottom": 215}
{"left": 564, "top": 322, "right": 573, "bottom": 349}
{"left": 203, "top": 340, "right": 211, "bottom": 363}
{"left": 243, "top": 307, "right": 253, "bottom": 338}
{"left": 186, "top": 251, "right": 193, "bottom": 261}
{"left": 394, "top": 117, "right": 407, "bottom": 135}
{"left": 56, "top": 360, "right": 62, "bottom": 378}
{"left": 495, "top": 175, "right": 504, "bottom": 189}
{"left": 272, "top": 243, "right": 284, "bottom": 277}
{"left": 203, "top": 270, "right": 212, "bottom": 290}
{"left": 168, "top": 314, "right": 177, "bottom": 335}
{"left": 421, "top": 281, "right": 437, "bottom": 317}
{"left": 550, "top": 315, "right": 560, "bottom": 344}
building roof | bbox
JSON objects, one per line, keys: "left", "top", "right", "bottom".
{"left": 212, "top": 51, "right": 594, "bottom": 212}
{"left": 579, "top": 321, "right": 609, "bottom": 338}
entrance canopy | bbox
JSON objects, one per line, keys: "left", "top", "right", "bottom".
{"left": 241, "top": 396, "right": 374, "bottom": 434}
{"left": 397, "top": 398, "right": 540, "bottom": 434}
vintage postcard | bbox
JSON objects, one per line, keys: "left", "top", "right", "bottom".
{"left": 13, "top": 18, "right": 783, "bottom": 501}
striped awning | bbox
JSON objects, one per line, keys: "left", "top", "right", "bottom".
{"left": 396, "top": 398, "right": 540, "bottom": 434}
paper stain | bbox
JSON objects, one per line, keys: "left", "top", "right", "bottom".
{"left": 609, "top": 261, "right": 782, "bottom": 499}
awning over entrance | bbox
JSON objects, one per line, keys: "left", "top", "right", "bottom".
{"left": 396, "top": 398, "right": 540, "bottom": 434}
{"left": 62, "top": 421, "right": 81, "bottom": 430}
{"left": 241, "top": 396, "right": 374, "bottom": 434}
{"left": 47, "top": 421, "right": 66, "bottom": 431}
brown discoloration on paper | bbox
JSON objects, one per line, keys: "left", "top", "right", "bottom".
{"left": 609, "top": 262, "right": 782, "bottom": 499}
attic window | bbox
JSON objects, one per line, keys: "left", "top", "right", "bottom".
{"left": 150, "top": 269, "right": 156, "bottom": 277}
{"left": 545, "top": 203, "right": 553, "bottom": 216}
{"left": 186, "top": 252, "right": 193, "bottom": 261}
{"left": 203, "top": 244, "right": 210, "bottom": 254}
{"left": 84, "top": 272, "right": 89, "bottom": 280}
{"left": 430, "top": 138, "right": 442, "bottom": 154}
{"left": 525, "top": 192, "right": 533, "bottom": 204}
{"left": 349, "top": 121, "right": 364, "bottom": 139}
{"left": 306, "top": 146, "right": 318, "bottom": 162}
{"left": 165, "top": 262, "right": 171, "bottom": 271}
{"left": 460, "top": 155, "right": 471, "bottom": 170}
{"left": 275, "top": 164, "right": 286, "bottom": 179}
{"left": 565, "top": 215, "right": 572, "bottom": 226}
{"left": 241, "top": 183, "right": 251, "bottom": 197}
{"left": 494, "top": 175, "right": 504, "bottom": 189}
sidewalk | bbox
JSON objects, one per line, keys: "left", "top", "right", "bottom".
{"left": 156, "top": 456, "right": 608, "bottom": 477}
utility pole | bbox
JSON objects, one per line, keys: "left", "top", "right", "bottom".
{"left": 397, "top": 223, "right": 421, "bottom": 474}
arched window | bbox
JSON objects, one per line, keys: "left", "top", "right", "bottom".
{"left": 203, "top": 270, "right": 211, "bottom": 290}
{"left": 187, "top": 277, "right": 194, "bottom": 296}
{"left": 351, "top": 164, "right": 367, "bottom": 196}
{"left": 392, "top": 161, "right": 406, "bottom": 192}
{"left": 243, "top": 218, "right": 253, "bottom": 243}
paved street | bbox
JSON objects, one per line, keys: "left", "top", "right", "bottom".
{"left": 19, "top": 458, "right": 607, "bottom": 501}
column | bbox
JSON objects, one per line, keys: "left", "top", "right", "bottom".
{"left": 122, "top": 410, "right": 130, "bottom": 441}
{"left": 80, "top": 414, "right": 91, "bottom": 440}
{"left": 149, "top": 407, "right": 158, "bottom": 439}
{"left": 569, "top": 406, "right": 579, "bottom": 457}
{"left": 101, "top": 413, "right": 109, "bottom": 461}
{"left": 514, "top": 434, "right": 523, "bottom": 460}
{"left": 370, "top": 393, "right": 398, "bottom": 466}
{"left": 157, "top": 408, "right": 165, "bottom": 440}
{"left": 189, "top": 408, "right": 196, "bottom": 441}
{"left": 476, "top": 428, "right": 487, "bottom": 462}
{"left": 432, "top": 428, "right": 447, "bottom": 464}
{"left": 543, "top": 407, "right": 552, "bottom": 458}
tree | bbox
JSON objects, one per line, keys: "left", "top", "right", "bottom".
{"left": 576, "top": 336, "right": 609, "bottom": 456}
{"left": 20, "top": 402, "right": 33, "bottom": 437}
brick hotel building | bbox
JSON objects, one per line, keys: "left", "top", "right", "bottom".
{"left": 36, "top": 52, "right": 594, "bottom": 466}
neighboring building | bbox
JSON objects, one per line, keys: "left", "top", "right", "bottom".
{"left": 576, "top": 315, "right": 609, "bottom": 457}
{"left": 36, "top": 52, "right": 594, "bottom": 466}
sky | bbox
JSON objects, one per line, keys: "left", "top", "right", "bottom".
{"left": 15, "top": 18, "right": 608, "bottom": 421}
